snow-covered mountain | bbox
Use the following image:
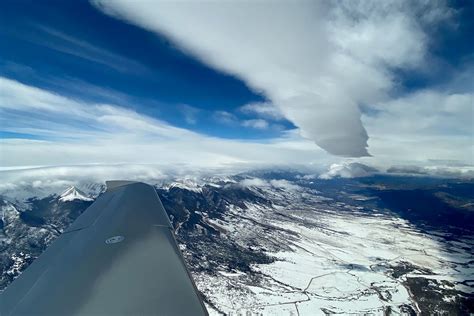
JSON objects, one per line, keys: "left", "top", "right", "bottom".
{"left": 0, "top": 172, "right": 473, "bottom": 315}
{"left": 0, "top": 182, "right": 104, "bottom": 210}
{"left": 58, "top": 186, "right": 93, "bottom": 202}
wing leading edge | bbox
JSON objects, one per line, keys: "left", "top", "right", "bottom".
{"left": 1, "top": 181, "right": 208, "bottom": 315}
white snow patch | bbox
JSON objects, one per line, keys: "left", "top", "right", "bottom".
{"left": 59, "top": 186, "right": 93, "bottom": 202}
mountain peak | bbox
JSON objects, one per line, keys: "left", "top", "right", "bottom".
{"left": 59, "top": 186, "right": 93, "bottom": 202}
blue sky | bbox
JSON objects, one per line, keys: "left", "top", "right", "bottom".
{"left": 0, "top": 0, "right": 472, "bottom": 173}
{"left": 0, "top": 0, "right": 296, "bottom": 140}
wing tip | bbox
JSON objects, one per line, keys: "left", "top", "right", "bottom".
{"left": 105, "top": 180, "right": 140, "bottom": 192}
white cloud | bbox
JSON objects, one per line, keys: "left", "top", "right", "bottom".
{"left": 319, "top": 162, "right": 378, "bottom": 179}
{"left": 239, "top": 178, "right": 269, "bottom": 188}
{"left": 241, "top": 119, "right": 269, "bottom": 130}
{"left": 318, "top": 159, "right": 474, "bottom": 180}
{"left": 178, "top": 104, "right": 200, "bottom": 125}
{"left": 366, "top": 90, "right": 473, "bottom": 137}
{"left": 239, "top": 102, "right": 284, "bottom": 121}
{"left": 0, "top": 77, "right": 331, "bottom": 169}
{"left": 0, "top": 164, "right": 167, "bottom": 189}
{"left": 362, "top": 90, "right": 474, "bottom": 164}
{"left": 92, "top": 0, "right": 453, "bottom": 157}
{"left": 0, "top": 164, "right": 176, "bottom": 201}
{"left": 1, "top": 74, "right": 471, "bottom": 180}
{"left": 239, "top": 178, "right": 300, "bottom": 191}
{"left": 213, "top": 111, "right": 238, "bottom": 125}
{"left": 0, "top": 77, "right": 194, "bottom": 140}
{"left": 387, "top": 165, "right": 474, "bottom": 178}
{"left": 213, "top": 110, "right": 275, "bottom": 130}
{"left": 268, "top": 179, "right": 301, "bottom": 191}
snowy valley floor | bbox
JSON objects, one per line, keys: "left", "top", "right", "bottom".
{"left": 185, "top": 181, "right": 473, "bottom": 315}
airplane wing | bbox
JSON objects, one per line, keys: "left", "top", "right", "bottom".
{"left": 0, "top": 181, "right": 209, "bottom": 315}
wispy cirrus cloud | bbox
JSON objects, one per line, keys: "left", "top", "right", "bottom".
{"left": 25, "top": 24, "right": 147, "bottom": 74}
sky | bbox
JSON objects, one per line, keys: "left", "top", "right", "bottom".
{"left": 0, "top": 0, "right": 473, "bottom": 180}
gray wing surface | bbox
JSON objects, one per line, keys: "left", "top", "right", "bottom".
{"left": 0, "top": 181, "right": 208, "bottom": 316}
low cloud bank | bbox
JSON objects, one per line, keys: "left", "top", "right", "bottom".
{"left": 318, "top": 162, "right": 474, "bottom": 180}
{"left": 387, "top": 165, "right": 474, "bottom": 179}
{"left": 319, "top": 162, "right": 379, "bottom": 179}
{"left": 1, "top": 162, "right": 472, "bottom": 201}
{"left": 239, "top": 178, "right": 301, "bottom": 192}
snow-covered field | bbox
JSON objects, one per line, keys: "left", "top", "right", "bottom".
{"left": 192, "top": 180, "right": 474, "bottom": 315}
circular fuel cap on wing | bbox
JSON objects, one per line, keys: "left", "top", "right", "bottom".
{"left": 105, "top": 235, "right": 125, "bottom": 244}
